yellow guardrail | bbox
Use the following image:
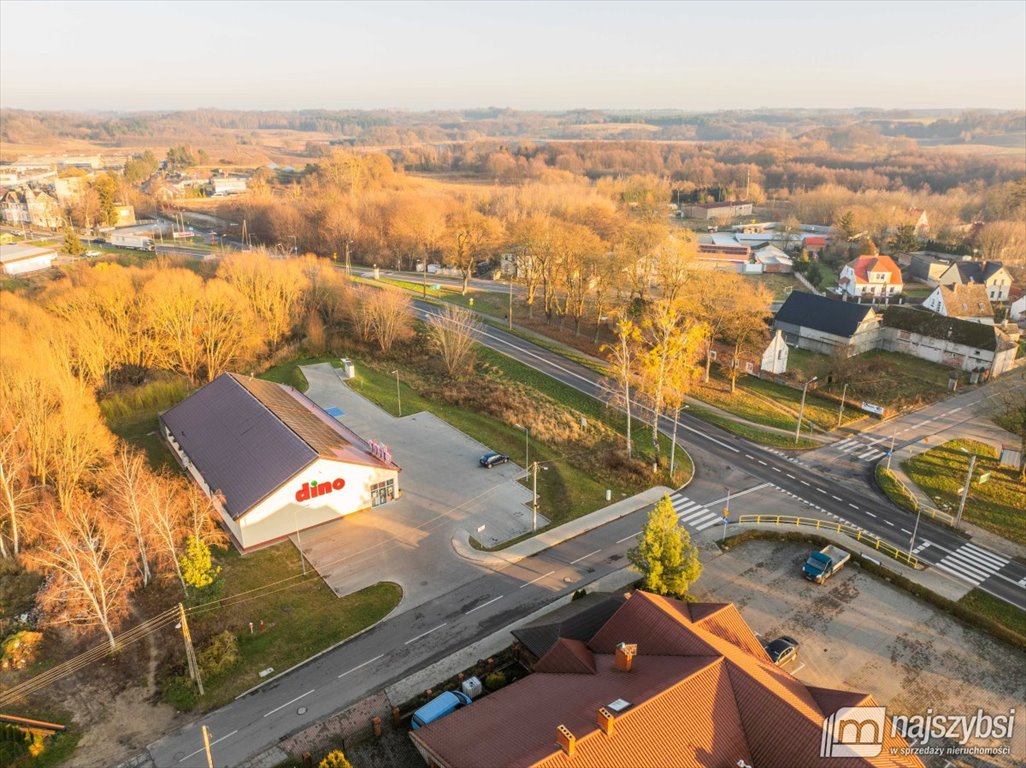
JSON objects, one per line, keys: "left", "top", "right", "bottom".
{"left": 736, "top": 514, "right": 920, "bottom": 568}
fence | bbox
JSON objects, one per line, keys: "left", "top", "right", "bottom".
{"left": 736, "top": 514, "right": 920, "bottom": 568}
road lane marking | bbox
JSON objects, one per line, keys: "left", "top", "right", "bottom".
{"left": 757, "top": 460, "right": 767, "bottom": 466}
{"left": 466, "top": 595, "right": 503, "bottom": 614}
{"left": 816, "top": 487, "right": 827, "bottom": 494}
{"left": 520, "top": 569, "right": 555, "bottom": 587}
{"left": 884, "top": 519, "right": 894, "bottom": 526}
{"left": 772, "top": 466, "right": 781, "bottom": 472}
{"left": 338, "top": 654, "right": 384, "bottom": 679}
{"left": 263, "top": 690, "right": 315, "bottom": 718}
{"left": 405, "top": 623, "right": 447, "bottom": 645}
{"left": 786, "top": 473, "right": 796, "bottom": 479}
{"left": 848, "top": 503, "right": 859, "bottom": 509}
{"left": 865, "top": 511, "right": 877, "bottom": 518}
{"left": 178, "top": 730, "right": 239, "bottom": 762}
{"left": 901, "top": 528, "right": 912, "bottom": 535}
{"left": 800, "top": 480, "right": 810, "bottom": 486}
{"left": 571, "top": 549, "right": 602, "bottom": 565}
{"left": 831, "top": 495, "right": 842, "bottom": 501}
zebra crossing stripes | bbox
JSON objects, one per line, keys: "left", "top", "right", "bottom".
{"left": 932, "top": 542, "right": 1009, "bottom": 587}
{"left": 833, "top": 437, "right": 887, "bottom": 462}
{"left": 668, "top": 493, "right": 723, "bottom": 532}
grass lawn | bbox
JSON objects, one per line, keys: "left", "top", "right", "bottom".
{"left": 958, "top": 588, "right": 1026, "bottom": 640}
{"left": 686, "top": 403, "right": 819, "bottom": 450}
{"left": 744, "top": 273, "right": 802, "bottom": 302}
{"left": 785, "top": 347, "right": 953, "bottom": 411}
{"left": 258, "top": 354, "right": 341, "bottom": 391}
{"left": 875, "top": 465, "right": 919, "bottom": 513}
{"left": 346, "top": 346, "right": 689, "bottom": 527}
{"left": 903, "top": 440, "right": 1025, "bottom": 546}
{"left": 164, "top": 543, "right": 401, "bottom": 711}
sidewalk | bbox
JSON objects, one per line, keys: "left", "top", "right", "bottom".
{"left": 452, "top": 486, "right": 673, "bottom": 568}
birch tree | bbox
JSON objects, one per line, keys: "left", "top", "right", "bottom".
{"left": 602, "top": 318, "right": 641, "bottom": 459}
{"left": 110, "top": 446, "right": 154, "bottom": 586}
{"left": 427, "top": 305, "right": 482, "bottom": 379}
{"left": 0, "top": 424, "right": 34, "bottom": 558}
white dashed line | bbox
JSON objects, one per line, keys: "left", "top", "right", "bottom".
{"left": 901, "top": 528, "right": 912, "bottom": 535}
{"left": 757, "top": 460, "right": 767, "bottom": 466}
{"left": 179, "top": 730, "right": 238, "bottom": 762}
{"left": 865, "top": 511, "right": 877, "bottom": 518}
{"left": 520, "top": 570, "right": 555, "bottom": 588}
{"left": 745, "top": 454, "right": 754, "bottom": 460}
{"left": 615, "top": 532, "right": 639, "bottom": 544}
{"left": 884, "top": 520, "right": 894, "bottom": 526}
{"left": 800, "top": 480, "right": 810, "bottom": 486}
{"left": 571, "top": 549, "right": 602, "bottom": 565}
{"left": 405, "top": 623, "right": 447, "bottom": 645}
{"left": 263, "top": 690, "right": 314, "bottom": 718}
{"left": 831, "top": 495, "right": 842, "bottom": 501}
{"left": 338, "top": 654, "right": 384, "bottom": 678}
{"left": 816, "top": 487, "right": 827, "bottom": 494}
{"left": 772, "top": 466, "right": 781, "bottom": 472}
{"left": 848, "top": 503, "right": 858, "bottom": 509}
{"left": 466, "top": 595, "right": 503, "bottom": 614}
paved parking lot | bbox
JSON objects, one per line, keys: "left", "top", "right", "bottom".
{"left": 694, "top": 538, "right": 1025, "bottom": 766}
{"left": 293, "top": 363, "right": 543, "bottom": 612}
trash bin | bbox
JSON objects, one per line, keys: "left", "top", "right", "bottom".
{"left": 340, "top": 358, "right": 355, "bottom": 380}
{"left": 461, "top": 676, "right": 483, "bottom": 700}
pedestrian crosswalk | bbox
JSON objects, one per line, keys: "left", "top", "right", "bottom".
{"left": 932, "top": 542, "right": 1009, "bottom": 587}
{"left": 833, "top": 436, "right": 888, "bottom": 463}
{"left": 668, "top": 492, "right": 724, "bottom": 532}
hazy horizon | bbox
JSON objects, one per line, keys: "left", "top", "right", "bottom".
{"left": 2, "top": 0, "right": 1025, "bottom": 112}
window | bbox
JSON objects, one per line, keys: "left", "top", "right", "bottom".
{"left": 370, "top": 479, "right": 395, "bottom": 507}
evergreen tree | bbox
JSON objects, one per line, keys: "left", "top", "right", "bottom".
{"left": 889, "top": 223, "right": 920, "bottom": 254}
{"left": 628, "top": 495, "right": 702, "bottom": 597}
{"left": 62, "top": 223, "right": 84, "bottom": 256}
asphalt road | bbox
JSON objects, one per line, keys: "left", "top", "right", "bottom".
{"left": 408, "top": 300, "right": 1025, "bottom": 609}
{"left": 148, "top": 296, "right": 1024, "bottom": 766}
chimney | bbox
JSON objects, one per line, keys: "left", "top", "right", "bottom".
{"left": 597, "top": 707, "right": 615, "bottom": 737}
{"left": 556, "top": 724, "right": 576, "bottom": 757}
{"left": 614, "top": 642, "right": 637, "bottom": 672}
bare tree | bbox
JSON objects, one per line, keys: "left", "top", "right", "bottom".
{"left": 427, "top": 305, "right": 482, "bottom": 379}
{"left": 0, "top": 423, "right": 34, "bottom": 558}
{"left": 145, "top": 472, "right": 189, "bottom": 592}
{"left": 366, "top": 287, "right": 414, "bottom": 354}
{"left": 26, "top": 493, "right": 138, "bottom": 650}
{"left": 602, "top": 318, "right": 641, "bottom": 459}
{"left": 110, "top": 446, "right": 154, "bottom": 586}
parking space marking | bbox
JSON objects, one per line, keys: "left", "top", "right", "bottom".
{"left": 520, "top": 569, "right": 555, "bottom": 587}
{"left": 405, "top": 623, "right": 447, "bottom": 645}
{"left": 571, "top": 549, "right": 602, "bottom": 565}
{"left": 263, "top": 690, "right": 314, "bottom": 718}
{"left": 791, "top": 663, "right": 805, "bottom": 675}
{"left": 338, "top": 654, "right": 384, "bottom": 679}
{"left": 465, "top": 595, "right": 503, "bottom": 614}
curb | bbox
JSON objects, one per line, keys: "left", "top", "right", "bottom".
{"left": 451, "top": 486, "right": 674, "bottom": 568}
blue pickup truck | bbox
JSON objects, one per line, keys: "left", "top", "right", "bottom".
{"left": 802, "top": 546, "right": 850, "bottom": 584}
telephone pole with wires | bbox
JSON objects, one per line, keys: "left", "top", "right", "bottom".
{"left": 179, "top": 602, "right": 204, "bottom": 696}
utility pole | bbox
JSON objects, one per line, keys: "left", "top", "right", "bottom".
{"left": 886, "top": 432, "right": 897, "bottom": 470}
{"left": 721, "top": 488, "right": 731, "bottom": 542}
{"left": 837, "top": 382, "right": 848, "bottom": 428}
{"left": 955, "top": 453, "right": 977, "bottom": 527}
{"left": 422, "top": 258, "right": 428, "bottom": 297}
{"left": 508, "top": 278, "right": 513, "bottom": 330}
{"left": 201, "top": 725, "right": 214, "bottom": 768}
{"left": 795, "top": 376, "right": 818, "bottom": 445}
{"left": 178, "top": 603, "right": 204, "bottom": 697}
{"left": 532, "top": 462, "right": 538, "bottom": 532}
{"left": 392, "top": 370, "right": 402, "bottom": 417}
{"left": 669, "top": 406, "right": 680, "bottom": 479}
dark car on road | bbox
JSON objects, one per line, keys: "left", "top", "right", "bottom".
{"left": 761, "top": 635, "right": 800, "bottom": 666}
{"left": 479, "top": 452, "right": 509, "bottom": 468}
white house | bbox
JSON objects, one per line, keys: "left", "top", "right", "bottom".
{"left": 1009, "top": 295, "right": 1026, "bottom": 322}
{"left": 922, "top": 284, "right": 994, "bottom": 325}
{"left": 937, "top": 261, "right": 1013, "bottom": 303}
{"left": 210, "top": 177, "right": 248, "bottom": 196}
{"left": 760, "top": 329, "right": 789, "bottom": 374}
{"left": 881, "top": 307, "right": 1018, "bottom": 377}
{"left": 838, "top": 253, "right": 903, "bottom": 300}
{"left": 0, "top": 243, "right": 56, "bottom": 275}
{"left": 160, "top": 373, "right": 400, "bottom": 552}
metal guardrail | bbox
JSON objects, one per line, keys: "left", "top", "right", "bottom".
{"left": 736, "top": 514, "right": 920, "bottom": 568}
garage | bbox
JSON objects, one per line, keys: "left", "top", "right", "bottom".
{"left": 160, "top": 372, "right": 400, "bottom": 552}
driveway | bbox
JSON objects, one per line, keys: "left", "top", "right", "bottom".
{"left": 694, "top": 538, "right": 1025, "bottom": 766}
{"left": 293, "top": 363, "right": 542, "bottom": 612}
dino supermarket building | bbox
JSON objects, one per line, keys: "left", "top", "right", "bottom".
{"left": 160, "top": 372, "right": 400, "bottom": 552}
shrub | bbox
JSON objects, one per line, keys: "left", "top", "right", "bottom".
{"left": 318, "top": 750, "right": 353, "bottom": 768}
{"left": 484, "top": 671, "right": 507, "bottom": 691}
{"left": 198, "top": 630, "right": 240, "bottom": 678}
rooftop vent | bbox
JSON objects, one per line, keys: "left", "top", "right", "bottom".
{"left": 614, "top": 642, "right": 637, "bottom": 672}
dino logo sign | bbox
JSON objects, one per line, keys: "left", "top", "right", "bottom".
{"left": 295, "top": 477, "right": 346, "bottom": 503}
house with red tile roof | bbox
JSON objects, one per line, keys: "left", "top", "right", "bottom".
{"left": 409, "top": 591, "right": 923, "bottom": 768}
{"left": 838, "top": 254, "right": 904, "bottom": 300}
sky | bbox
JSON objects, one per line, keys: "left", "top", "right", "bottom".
{"left": 2, "top": 0, "right": 1024, "bottom": 112}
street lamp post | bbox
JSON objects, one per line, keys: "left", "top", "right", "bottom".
{"left": 886, "top": 432, "right": 897, "bottom": 470}
{"left": 391, "top": 370, "right": 402, "bottom": 417}
{"left": 721, "top": 488, "right": 731, "bottom": 542}
{"left": 508, "top": 278, "right": 513, "bottom": 330}
{"left": 955, "top": 450, "right": 977, "bottom": 527}
{"left": 908, "top": 501, "right": 924, "bottom": 559}
{"left": 837, "top": 382, "right": 849, "bottom": 428}
{"left": 669, "top": 405, "right": 681, "bottom": 479}
{"left": 795, "top": 376, "right": 818, "bottom": 445}
{"left": 532, "top": 461, "right": 538, "bottom": 532}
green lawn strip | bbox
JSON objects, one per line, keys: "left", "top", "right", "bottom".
{"left": 257, "top": 354, "right": 342, "bottom": 391}
{"left": 959, "top": 588, "right": 1026, "bottom": 639}
{"left": 743, "top": 273, "right": 801, "bottom": 301}
{"left": 164, "top": 543, "right": 401, "bottom": 711}
{"left": 874, "top": 465, "right": 919, "bottom": 513}
{"left": 742, "top": 376, "right": 859, "bottom": 428}
{"left": 903, "top": 439, "right": 1025, "bottom": 546}
{"left": 686, "top": 403, "right": 819, "bottom": 450}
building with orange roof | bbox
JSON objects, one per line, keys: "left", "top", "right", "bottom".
{"left": 410, "top": 591, "right": 923, "bottom": 768}
{"left": 838, "top": 254, "right": 904, "bottom": 300}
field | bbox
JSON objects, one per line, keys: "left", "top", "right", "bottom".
{"left": 903, "top": 439, "right": 1025, "bottom": 546}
